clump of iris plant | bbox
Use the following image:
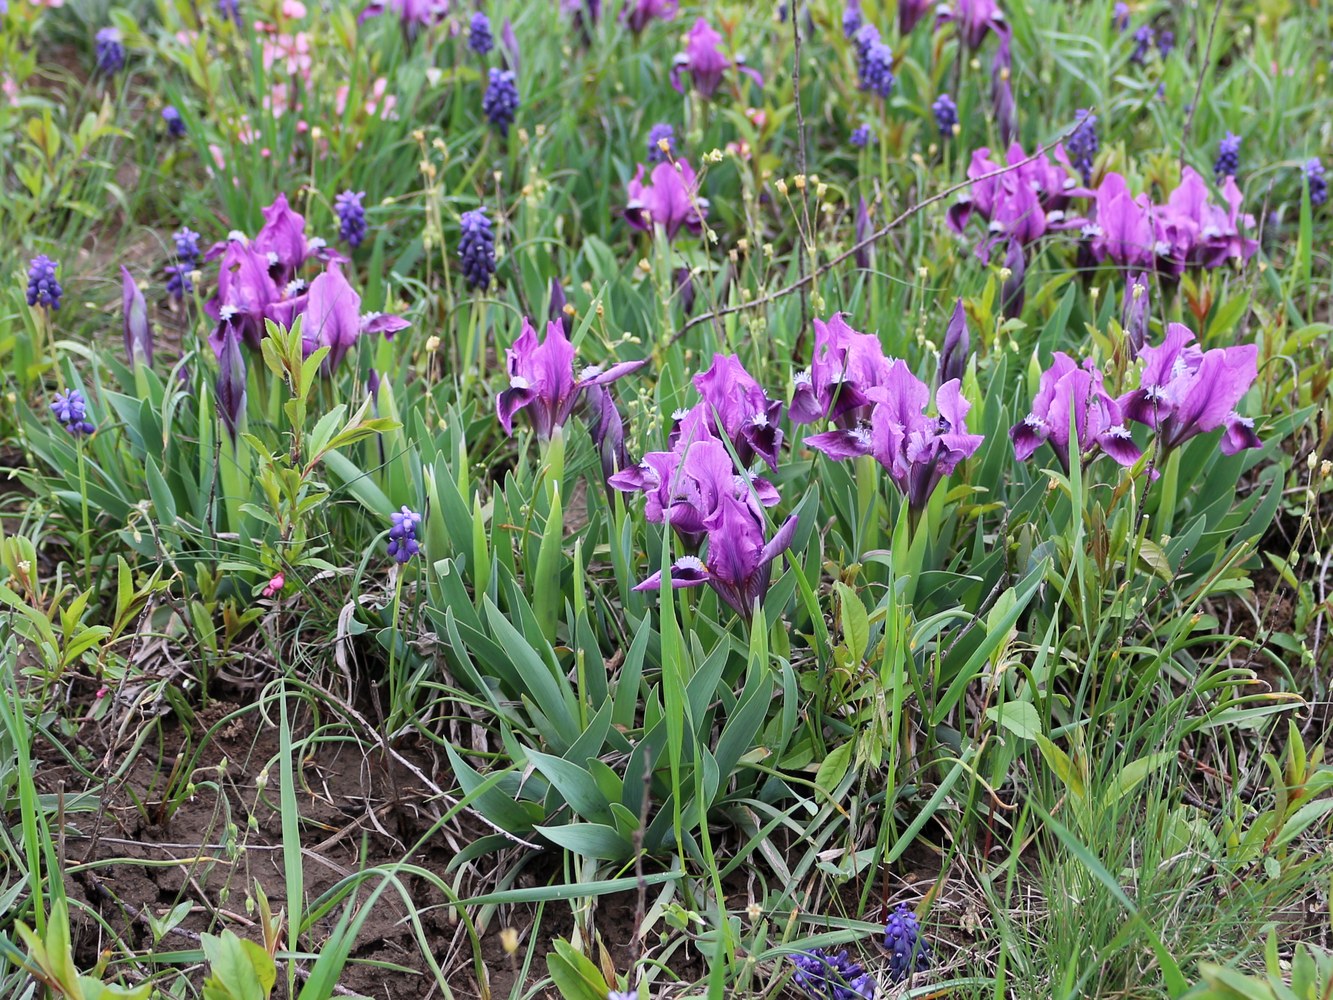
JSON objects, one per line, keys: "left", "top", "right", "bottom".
{"left": 483, "top": 67, "right": 519, "bottom": 136}
{"left": 162, "top": 105, "right": 186, "bottom": 138}
{"left": 1305, "top": 158, "right": 1328, "bottom": 207}
{"left": 387, "top": 507, "right": 422, "bottom": 564}
{"left": 95, "top": 27, "right": 125, "bottom": 75}
{"left": 805, "top": 336, "right": 983, "bottom": 513}
{"left": 611, "top": 422, "right": 781, "bottom": 552}
{"left": 624, "top": 159, "right": 708, "bottom": 242}
{"left": 682, "top": 353, "right": 785, "bottom": 470}
{"left": 932, "top": 94, "right": 958, "bottom": 137}
{"left": 51, "top": 389, "right": 95, "bottom": 436}
{"left": 458, "top": 207, "right": 496, "bottom": 290}
{"left": 670, "top": 18, "right": 763, "bottom": 99}
{"left": 1011, "top": 353, "right": 1141, "bottom": 473}
{"left": 1085, "top": 168, "right": 1258, "bottom": 275}
{"left": 788, "top": 948, "right": 874, "bottom": 1000}
{"left": 647, "top": 122, "right": 676, "bottom": 163}
{"left": 496, "top": 317, "right": 646, "bottom": 442}
{"left": 335, "top": 189, "right": 368, "bottom": 250}
{"left": 27, "top": 255, "right": 62, "bottom": 311}
{"left": 468, "top": 12, "right": 493, "bottom": 54}
{"left": 1214, "top": 131, "right": 1241, "bottom": 180}
{"left": 884, "top": 904, "right": 931, "bottom": 983}
{"left": 1119, "top": 324, "right": 1261, "bottom": 456}
{"left": 947, "top": 142, "right": 1092, "bottom": 262}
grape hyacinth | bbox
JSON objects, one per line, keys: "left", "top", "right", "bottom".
{"left": 217, "top": 0, "right": 241, "bottom": 23}
{"left": 1304, "top": 158, "right": 1327, "bottom": 207}
{"left": 842, "top": 0, "right": 861, "bottom": 39}
{"left": 1113, "top": 2, "right": 1129, "bottom": 32}
{"left": 647, "top": 122, "right": 676, "bottom": 163}
{"left": 1214, "top": 131, "right": 1241, "bottom": 180}
{"left": 849, "top": 124, "right": 872, "bottom": 148}
{"left": 335, "top": 189, "right": 368, "bottom": 249}
{"left": 458, "top": 208, "right": 497, "bottom": 290}
{"left": 469, "top": 12, "right": 493, "bottom": 55}
{"left": 1068, "top": 109, "right": 1099, "bottom": 186}
{"left": 789, "top": 948, "right": 874, "bottom": 1000}
{"left": 855, "top": 26, "right": 894, "bottom": 99}
{"left": 167, "top": 227, "right": 201, "bottom": 300}
{"left": 51, "top": 389, "right": 95, "bottom": 436}
{"left": 483, "top": 67, "right": 519, "bottom": 136}
{"left": 26, "top": 255, "right": 62, "bottom": 311}
{"left": 883, "top": 904, "right": 931, "bottom": 983}
{"left": 1129, "top": 24, "right": 1153, "bottom": 64}
{"left": 1157, "top": 30, "right": 1174, "bottom": 57}
{"left": 95, "top": 27, "right": 125, "bottom": 75}
{"left": 162, "top": 105, "right": 186, "bottom": 137}
{"left": 387, "top": 507, "right": 422, "bottom": 564}
{"left": 933, "top": 93, "right": 958, "bottom": 137}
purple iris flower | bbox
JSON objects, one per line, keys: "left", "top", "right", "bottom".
{"left": 1085, "top": 172, "right": 1157, "bottom": 272}
{"left": 359, "top": 0, "right": 447, "bottom": 40}
{"left": 1001, "top": 237, "right": 1026, "bottom": 319}
{"left": 947, "top": 142, "right": 1091, "bottom": 261}
{"left": 583, "top": 381, "right": 631, "bottom": 500}
{"left": 549, "top": 279, "right": 573, "bottom": 335}
{"left": 790, "top": 313, "right": 892, "bottom": 428}
{"left": 899, "top": 0, "right": 932, "bottom": 34}
{"left": 496, "top": 318, "right": 646, "bottom": 441}
{"left": 121, "top": 267, "right": 152, "bottom": 366}
{"left": 610, "top": 428, "right": 780, "bottom": 551}
{"left": 252, "top": 193, "right": 325, "bottom": 286}
{"left": 635, "top": 489, "right": 798, "bottom": 621}
{"left": 1118, "top": 324, "right": 1261, "bottom": 455}
{"left": 623, "top": 0, "right": 678, "bottom": 33}
{"left": 670, "top": 18, "right": 763, "bottom": 99}
{"left": 300, "top": 263, "right": 365, "bottom": 373}
{"left": 991, "top": 41, "right": 1016, "bottom": 145}
{"left": 807, "top": 363, "right": 983, "bottom": 511}
{"left": 936, "top": 0, "right": 1010, "bottom": 52}
{"left": 1011, "top": 353, "right": 1141, "bottom": 473}
{"left": 1153, "top": 167, "right": 1259, "bottom": 272}
{"left": 624, "top": 160, "right": 708, "bottom": 242}
{"left": 216, "top": 321, "right": 247, "bottom": 445}
{"left": 208, "top": 240, "right": 282, "bottom": 352}
{"left": 938, "top": 299, "right": 970, "bottom": 387}
{"left": 685, "top": 354, "right": 784, "bottom": 470}
{"left": 1121, "top": 273, "right": 1150, "bottom": 357}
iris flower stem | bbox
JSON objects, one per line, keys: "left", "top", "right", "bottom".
{"left": 387, "top": 562, "right": 406, "bottom": 732}
{"left": 76, "top": 442, "right": 92, "bottom": 592}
